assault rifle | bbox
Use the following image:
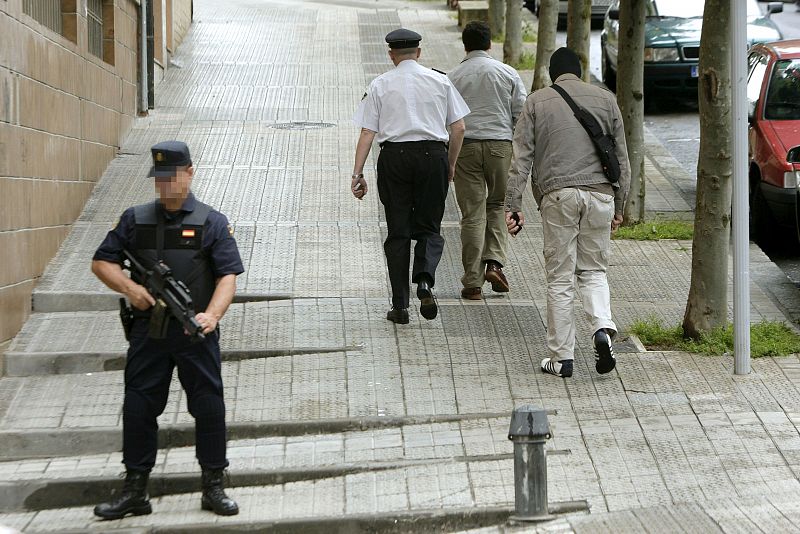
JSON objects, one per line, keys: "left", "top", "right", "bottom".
{"left": 121, "top": 249, "right": 205, "bottom": 341}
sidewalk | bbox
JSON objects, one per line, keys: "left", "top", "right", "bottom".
{"left": 2, "top": 0, "right": 800, "bottom": 531}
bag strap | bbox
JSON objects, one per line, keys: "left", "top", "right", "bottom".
{"left": 551, "top": 83, "right": 605, "bottom": 139}
{"left": 551, "top": 83, "right": 582, "bottom": 116}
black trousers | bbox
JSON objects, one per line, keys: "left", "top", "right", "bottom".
{"left": 122, "top": 319, "right": 228, "bottom": 472}
{"left": 377, "top": 141, "right": 449, "bottom": 308}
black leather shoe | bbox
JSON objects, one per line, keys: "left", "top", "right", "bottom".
{"left": 416, "top": 280, "right": 438, "bottom": 320}
{"left": 201, "top": 468, "right": 239, "bottom": 516}
{"left": 94, "top": 469, "right": 152, "bottom": 520}
{"left": 386, "top": 308, "right": 409, "bottom": 324}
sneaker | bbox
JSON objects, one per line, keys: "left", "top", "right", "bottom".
{"left": 540, "top": 358, "right": 573, "bottom": 377}
{"left": 594, "top": 329, "right": 616, "bottom": 374}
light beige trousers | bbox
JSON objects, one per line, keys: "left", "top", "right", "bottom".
{"left": 541, "top": 187, "right": 618, "bottom": 362}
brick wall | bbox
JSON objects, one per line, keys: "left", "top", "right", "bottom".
{"left": 0, "top": 0, "right": 139, "bottom": 343}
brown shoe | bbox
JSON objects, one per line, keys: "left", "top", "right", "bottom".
{"left": 461, "top": 287, "right": 482, "bottom": 300}
{"left": 485, "top": 262, "right": 509, "bottom": 292}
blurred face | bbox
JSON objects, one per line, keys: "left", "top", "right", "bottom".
{"left": 155, "top": 165, "right": 193, "bottom": 205}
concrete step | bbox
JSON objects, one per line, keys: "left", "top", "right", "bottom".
{"left": 0, "top": 412, "right": 520, "bottom": 461}
{"left": 0, "top": 502, "right": 519, "bottom": 533}
{"left": 32, "top": 291, "right": 291, "bottom": 313}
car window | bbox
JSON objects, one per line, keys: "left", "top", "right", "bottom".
{"left": 747, "top": 53, "right": 769, "bottom": 118}
{"left": 765, "top": 59, "right": 800, "bottom": 121}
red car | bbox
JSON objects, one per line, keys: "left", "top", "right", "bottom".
{"left": 748, "top": 40, "right": 800, "bottom": 243}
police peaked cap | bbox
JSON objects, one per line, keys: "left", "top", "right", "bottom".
{"left": 385, "top": 28, "right": 422, "bottom": 49}
{"left": 149, "top": 140, "right": 193, "bottom": 178}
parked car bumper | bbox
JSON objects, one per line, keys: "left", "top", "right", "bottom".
{"left": 761, "top": 182, "right": 797, "bottom": 228}
{"left": 643, "top": 63, "right": 700, "bottom": 95}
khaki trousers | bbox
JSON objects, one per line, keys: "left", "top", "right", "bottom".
{"left": 541, "top": 187, "right": 618, "bottom": 362}
{"left": 454, "top": 140, "right": 511, "bottom": 288}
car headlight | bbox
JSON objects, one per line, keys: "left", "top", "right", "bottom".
{"left": 785, "top": 171, "right": 800, "bottom": 189}
{"left": 644, "top": 47, "right": 680, "bottom": 62}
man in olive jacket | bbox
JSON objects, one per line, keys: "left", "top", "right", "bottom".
{"left": 505, "top": 47, "right": 631, "bottom": 378}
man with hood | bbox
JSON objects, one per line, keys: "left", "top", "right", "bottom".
{"left": 504, "top": 47, "right": 631, "bottom": 378}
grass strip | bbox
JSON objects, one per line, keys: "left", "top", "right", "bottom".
{"left": 630, "top": 317, "right": 800, "bottom": 357}
{"left": 614, "top": 219, "right": 694, "bottom": 240}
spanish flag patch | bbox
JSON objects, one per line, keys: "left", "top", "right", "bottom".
{"left": 181, "top": 229, "right": 196, "bottom": 238}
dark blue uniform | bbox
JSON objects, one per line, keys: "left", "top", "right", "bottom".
{"left": 94, "top": 193, "right": 244, "bottom": 472}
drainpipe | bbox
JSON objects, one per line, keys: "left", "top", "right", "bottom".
{"left": 139, "top": 0, "right": 148, "bottom": 114}
{"left": 147, "top": 0, "right": 155, "bottom": 109}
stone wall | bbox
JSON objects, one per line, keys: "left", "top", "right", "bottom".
{"left": 0, "top": 0, "right": 139, "bottom": 344}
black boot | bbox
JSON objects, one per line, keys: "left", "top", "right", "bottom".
{"left": 94, "top": 469, "right": 152, "bottom": 520}
{"left": 201, "top": 468, "right": 239, "bottom": 516}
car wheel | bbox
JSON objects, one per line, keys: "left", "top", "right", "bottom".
{"left": 794, "top": 191, "right": 800, "bottom": 246}
{"left": 750, "top": 173, "right": 775, "bottom": 247}
{"left": 601, "top": 46, "right": 616, "bottom": 93}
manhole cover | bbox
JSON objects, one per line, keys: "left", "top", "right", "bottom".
{"left": 271, "top": 121, "right": 336, "bottom": 130}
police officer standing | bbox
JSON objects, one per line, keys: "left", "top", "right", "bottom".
{"left": 91, "top": 141, "right": 243, "bottom": 519}
{"left": 352, "top": 28, "right": 470, "bottom": 324}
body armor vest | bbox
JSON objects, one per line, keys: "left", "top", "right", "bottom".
{"left": 132, "top": 200, "right": 215, "bottom": 315}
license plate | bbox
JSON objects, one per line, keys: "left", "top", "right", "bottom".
{"left": 691, "top": 65, "right": 699, "bottom": 78}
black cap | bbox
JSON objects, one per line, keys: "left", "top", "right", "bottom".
{"left": 549, "top": 47, "right": 582, "bottom": 81}
{"left": 149, "top": 141, "right": 192, "bottom": 178}
{"left": 385, "top": 28, "right": 422, "bottom": 49}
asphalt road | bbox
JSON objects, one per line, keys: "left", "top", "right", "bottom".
{"left": 539, "top": 4, "right": 800, "bottom": 284}
{"left": 639, "top": 6, "right": 800, "bottom": 284}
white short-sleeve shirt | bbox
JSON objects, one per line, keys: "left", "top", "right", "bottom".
{"left": 353, "top": 59, "right": 470, "bottom": 144}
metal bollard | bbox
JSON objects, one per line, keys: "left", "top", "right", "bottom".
{"left": 508, "top": 405, "right": 552, "bottom": 522}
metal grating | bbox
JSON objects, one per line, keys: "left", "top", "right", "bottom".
{"left": 87, "top": 0, "right": 103, "bottom": 59}
{"left": 22, "top": 0, "right": 62, "bottom": 35}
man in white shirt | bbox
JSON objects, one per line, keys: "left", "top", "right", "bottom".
{"left": 352, "top": 28, "right": 469, "bottom": 324}
{"left": 448, "top": 21, "right": 526, "bottom": 300}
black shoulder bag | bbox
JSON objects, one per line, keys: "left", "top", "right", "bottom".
{"left": 551, "top": 84, "right": 621, "bottom": 184}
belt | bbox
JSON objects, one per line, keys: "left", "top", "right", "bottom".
{"left": 380, "top": 140, "right": 447, "bottom": 150}
{"left": 462, "top": 138, "right": 511, "bottom": 144}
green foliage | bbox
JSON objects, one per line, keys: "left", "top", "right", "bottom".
{"left": 493, "top": 22, "right": 537, "bottom": 44}
{"left": 511, "top": 51, "right": 535, "bottom": 70}
{"left": 630, "top": 317, "right": 800, "bottom": 357}
{"left": 613, "top": 220, "right": 694, "bottom": 240}
{"left": 522, "top": 21, "right": 537, "bottom": 43}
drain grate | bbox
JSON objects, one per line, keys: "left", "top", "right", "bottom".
{"left": 271, "top": 121, "right": 336, "bottom": 130}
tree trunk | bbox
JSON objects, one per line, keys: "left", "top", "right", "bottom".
{"left": 504, "top": 0, "right": 522, "bottom": 66}
{"left": 566, "top": 0, "right": 591, "bottom": 82}
{"left": 683, "top": 0, "right": 732, "bottom": 339}
{"left": 533, "top": 0, "right": 558, "bottom": 90}
{"left": 618, "top": 0, "right": 647, "bottom": 225}
{"left": 489, "top": 0, "right": 505, "bottom": 40}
